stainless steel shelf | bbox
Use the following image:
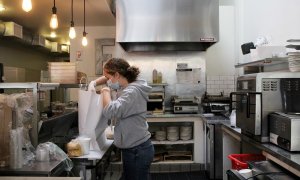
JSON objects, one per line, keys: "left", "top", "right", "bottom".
{"left": 151, "top": 139, "right": 194, "bottom": 145}
{"left": 287, "top": 39, "right": 300, "bottom": 42}
{"left": 235, "top": 57, "right": 288, "bottom": 68}
{"left": 0, "top": 82, "right": 82, "bottom": 147}
{"left": 59, "top": 83, "right": 87, "bottom": 88}
{"left": 148, "top": 83, "right": 168, "bottom": 86}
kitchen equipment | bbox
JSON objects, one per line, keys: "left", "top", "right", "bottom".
{"left": 147, "top": 92, "right": 164, "bottom": 114}
{"left": 241, "top": 42, "right": 255, "bottom": 55}
{"left": 116, "top": 0, "right": 219, "bottom": 51}
{"left": 205, "top": 121, "right": 224, "bottom": 179}
{"left": 280, "top": 78, "right": 300, "bottom": 113}
{"left": 204, "top": 115, "right": 228, "bottom": 179}
{"left": 230, "top": 72, "right": 300, "bottom": 142}
{"left": 172, "top": 96, "right": 199, "bottom": 114}
{"left": 269, "top": 112, "right": 300, "bottom": 151}
{"left": 202, "top": 92, "right": 230, "bottom": 114}
{"left": 147, "top": 84, "right": 167, "bottom": 114}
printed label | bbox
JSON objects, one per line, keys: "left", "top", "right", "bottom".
{"left": 270, "top": 132, "right": 278, "bottom": 145}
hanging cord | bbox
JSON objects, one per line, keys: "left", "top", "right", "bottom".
{"left": 71, "top": 0, "right": 73, "bottom": 22}
{"left": 83, "top": 0, "right": 86, "bottom": 33}
{"left": 52, "top": 0, "right": 57, "bottom": 14}
{"left": 71, "top": 0, "right": 74, "bottom": 26}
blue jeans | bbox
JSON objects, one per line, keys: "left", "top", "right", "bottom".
{"left": 120, "top": 139, "right": 154, "bottom": 180}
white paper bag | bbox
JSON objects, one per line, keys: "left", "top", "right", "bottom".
{"left": 78, "top": 88, "right": 108, "bottom": 151}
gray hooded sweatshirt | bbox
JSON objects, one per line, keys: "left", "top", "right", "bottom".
{"left": 102, "top": 79, "right": 152, "bottom": 149}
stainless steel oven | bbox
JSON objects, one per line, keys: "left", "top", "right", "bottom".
{"left": 231, "top": 72, "right": 300, "bottom": 142}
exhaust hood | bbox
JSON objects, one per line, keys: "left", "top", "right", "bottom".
{"left": 116, "top": 0, "right": 219, "bottom": 52}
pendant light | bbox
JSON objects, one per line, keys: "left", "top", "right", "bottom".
{"left": 50, "top": 0, "right": 58, "bottom": 29}
{"left": 69, "top": 0, "right": 76, "bottom": 39}
{"left": 82, "top": 0, "right": 88, "bottom": 46}
{"left": 22, "top": 0, "right": 32, "bottom": 12}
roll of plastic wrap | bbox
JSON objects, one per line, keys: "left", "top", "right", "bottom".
{"left": 9, "top": 128, "right": 23, "bottom": 169}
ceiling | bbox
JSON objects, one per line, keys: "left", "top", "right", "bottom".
{"left": 0, "top": 0, "right": 116, "bottom": 44}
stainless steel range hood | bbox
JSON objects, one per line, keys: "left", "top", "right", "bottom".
{"left": 116, "top": 0, "right": 219, "bottom": 52}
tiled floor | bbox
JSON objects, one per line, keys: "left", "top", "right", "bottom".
{"left": 104, "top": 171, "right": 208, "bottom": 180}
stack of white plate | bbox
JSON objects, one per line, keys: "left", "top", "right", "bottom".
{"left": 155, "top": 130, "right": 166, "bottom": 141}
{"left": 288, "top": 52, "right": 300, "bottom": 72}
{"left": 180, "top": 126, "right": 192, "bottom": 140}
{"left": 167, "top": 126, "right": 179, "bottom": 141}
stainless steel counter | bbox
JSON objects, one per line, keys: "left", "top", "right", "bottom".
{"left": 146, "top": 113, "right": 203, "bottom": 118}
{"left": 0, "top": 160, "right": 65, "bottom": 176}
{"left": 70, "top": 140, "right": 114, "bottom": 180}
{"left": 0, "top": 177, "right": 81, "bottom": 180}
{"left": 222, "top": 124, "right": 300, "bottom": 177}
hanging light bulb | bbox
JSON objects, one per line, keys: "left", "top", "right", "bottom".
{"left": 22, "top": 0, "right": 32, "bottom": 12}
{"left": 50, "top": 0, "right": 58, "bottom": 29}
{"left": 82, "top": 0, "right": 88, "bottom": 46}
{"left": 82, "top": 32, "right": 88, "bottom": 46}
{"left": 69, "top": 0, "right": 76, "bottom": 39}
{"left": 0, "top": 4, "right": 6, "bottom": 12}
{"left": 69, "top": 24, "right": 76, "bottom": 39}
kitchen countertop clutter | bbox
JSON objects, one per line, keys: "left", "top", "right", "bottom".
{"left": 222, "top": 122, "right": 300, "bottom": 178}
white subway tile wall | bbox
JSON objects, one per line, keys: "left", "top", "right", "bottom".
{"left": 206, "top": 75, "right": 237, "bottom": 96}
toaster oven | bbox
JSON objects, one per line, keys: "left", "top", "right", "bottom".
{"left": 231, "top": 72, "right": 300, "bottom": 142}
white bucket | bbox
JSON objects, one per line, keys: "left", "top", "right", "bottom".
{"left": 78, "top": 137, "right": 91, "bottom": 155}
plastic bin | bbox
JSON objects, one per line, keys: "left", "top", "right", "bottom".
{"left": 228, "top": 154, "right": 266, "bottom": 170}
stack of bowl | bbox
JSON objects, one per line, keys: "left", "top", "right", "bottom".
{"left": 180, "top": 126, "right": 192, "bottom": 140}
{"left": 167, "top": 126, "right": 179, "bottom": 141}
{"left": 155, "top": 130, "right": 166, "bottom": 141}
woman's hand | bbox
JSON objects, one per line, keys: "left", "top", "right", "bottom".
{"left": 95, "top": 76, "right": 108, "bottom": 86}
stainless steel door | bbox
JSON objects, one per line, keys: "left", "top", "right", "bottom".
{"left": 231, "top": 92, "right": 262, "bottom": 136}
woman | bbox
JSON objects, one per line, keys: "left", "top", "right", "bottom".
{"left": 92, "top": 58, "right": 154, "bottom": 180}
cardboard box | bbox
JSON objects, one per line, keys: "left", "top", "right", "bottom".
{"left": 0, "top": 102, "right": 12, "bottom": 167}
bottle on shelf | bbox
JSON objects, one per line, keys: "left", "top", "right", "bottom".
{"left": 152, "top": 69, "right": 158, "bottom": 83}
{"left": 157, "top": 72, "right": 162, "bottom": 83}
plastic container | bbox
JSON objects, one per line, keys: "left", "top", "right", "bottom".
{"left": 77, "top": 137, "right": 91, "bottom": 155}
{"left": 36, "top": 148, "right": 50, "bottom": 162}
{"left": 228, "top": 154, "right": 265, "bottom": 170}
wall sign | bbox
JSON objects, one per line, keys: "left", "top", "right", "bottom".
{"left": 95, "top": 38, "right": 115, "bottom": 75}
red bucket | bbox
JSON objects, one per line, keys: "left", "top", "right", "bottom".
{"left": 228, "top": 154, "right": 266, "bottom": 170}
